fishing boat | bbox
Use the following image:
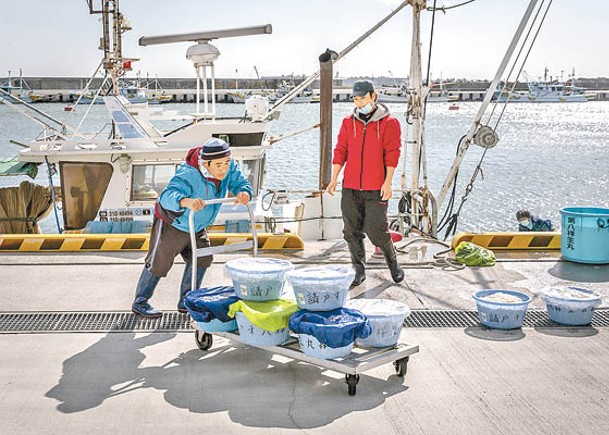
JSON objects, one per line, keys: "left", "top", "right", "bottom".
{"left": 377, "top": 78, "right": 457, "bottom": 103}
{"left": 0, "top": 1, "right": 286, "bottom": 241}
{"left": 75, "top": 80, "right": 149, "bottom": 104}
{"left": 493, "top": 68, "right": 595, "bottom": 103}
{"left": 0, "top": 70, "right": 33, "bottom": 103}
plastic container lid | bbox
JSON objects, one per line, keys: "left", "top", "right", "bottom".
{"left": 225, "top": 258, "right": 293, "bottom": 275}
{"left": 287, "top": 265, "right": 355, "bottom": 282}
{"left": 541, "top": 286, "right": 601, "bottom": 301}
{"left": 346, "top": 298, "right": 411, "bottom": 319}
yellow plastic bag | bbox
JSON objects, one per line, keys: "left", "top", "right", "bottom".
{"left": 454, "top": 241, "right": 496, "bottom": 267}
{"left": 228, "top": 299, "right": 298, "bottom": 331}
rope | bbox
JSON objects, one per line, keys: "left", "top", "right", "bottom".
{"left": 45, "top": 157, "right": 63, "bottom": 234}
{"left": 0, "top": 217, "right": 36, "bottom": 222}
{"left": 394, "top": 237, "right": 465, "bottom": 270}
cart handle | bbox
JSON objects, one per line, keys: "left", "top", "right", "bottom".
{"left": 188, "top": 197, "right": 258, "bottom": 292}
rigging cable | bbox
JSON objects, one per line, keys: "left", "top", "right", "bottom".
{"left": 427, "top": 0, "right": 477, "bottom": 12}
{"left": 490, "top": 0, "right": 553, "bottom": 129}
{"left": 437, "top": 0, "right": 553, "bottom": 239}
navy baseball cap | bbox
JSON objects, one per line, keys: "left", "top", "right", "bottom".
{"left": 352, "top": 80, "right": 375, "bottom": 97}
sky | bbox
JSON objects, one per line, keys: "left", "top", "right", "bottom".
{"left": 1, "top": 0, "right": 607, "bottom": 82}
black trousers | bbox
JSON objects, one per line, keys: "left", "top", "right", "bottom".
{"left": 341, "top": 188, "right": 391, "bottom": 247}
{"left": 145, "top": 215, "right": 212, "bottom": 277}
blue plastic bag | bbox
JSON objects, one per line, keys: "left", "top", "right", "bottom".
{"left": 184, "top": 286, "right": 240, "bottom": 323}
{"left": 289, "top": 308, "right": 372, "bottom": 349}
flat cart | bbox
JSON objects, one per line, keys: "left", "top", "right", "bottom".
{"left": 188, "top": 197, "right": 419, "bottom": 396}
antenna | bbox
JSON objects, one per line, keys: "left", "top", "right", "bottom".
{"left": 138, "top": 24, "right": 272, "bottom": 46}
{"left": 139, "top": 25, "right": 272, "bottom": 117}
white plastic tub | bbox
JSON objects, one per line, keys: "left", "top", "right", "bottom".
{"left": 225, "top": 258, "right": 293, "bottom": 301}
{"left": 286, "top": 265, "right": 354, "bottom": 311}
{"left": 235, "top": 312, "right": 290, "bottom": 346}
{"left": 346, "top": 299, "right": 411, "bottom": 347}
{"left": 541, "top": 286, "right": 602, "bottom": 325}
{"left": 297, "top": 333, "right": 353, "bottom": 360}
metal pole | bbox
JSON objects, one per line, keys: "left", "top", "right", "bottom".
{"left": 195, "top": 66, "right": 200, "bottom": 115}
{"left": 436, "top": 0, "right": 539, "bottom": 208}
{"left": 409, "top": 0, "right": 425, "bottom": 229}
{"left": 319, "top": 49, "right": 338, "bottom": 190}
{"left": 211, "top": 64, "right": 216, "bottom": 119}
{"left": 112, "top": 0, "right": 122, "bottom": 96}
{"left": 203, "top": 66, "right": 209, "bottom": 115}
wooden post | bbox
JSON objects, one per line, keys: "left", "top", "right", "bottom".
{"left": 319, "top": 49, "right": 338, "bottom": 190}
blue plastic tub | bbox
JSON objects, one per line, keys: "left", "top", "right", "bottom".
{"left": 286, "top": 265, "right": 354, "bottom": 311}
{"left": 235, "top": 312, "right": 290, "bottom": 346}
{"left": 225, "top": 258, "right": 294, "bottom": 301}
{"left": 346, "top": 299, "right": 411, "bottom": 347}
{"left": 297, "top": 333, "right": 353, "bottom": 360}
{"left": 560, "top": 207, "right": 609, "bottom": 264}
{"left": 196, "top": 319, "right": 238, "bottom": 333}
{"left": 541, "top": 286, "right": 602, "bottom": 326}
{"left": 472, "top": 290, "right": 532, "bottom": 329}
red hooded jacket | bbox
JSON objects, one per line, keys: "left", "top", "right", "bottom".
{"left": 332, "top": 104, "right": 401, "bottom": 191}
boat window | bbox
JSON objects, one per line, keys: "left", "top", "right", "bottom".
{"left": 131, "top": 164, "right": 176, "bottom": 202}
{"left": 60, "top": 162, "right": 113, "bottom": 230}
{"left": 238, "top": 157, "right": 265, "bottom": 197}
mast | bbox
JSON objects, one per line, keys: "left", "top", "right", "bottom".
{"left": 407, "top": 0, "right": 427, "bottom": 231}
{"left": 87, "top": 0, "right": 135, "bottom": 96}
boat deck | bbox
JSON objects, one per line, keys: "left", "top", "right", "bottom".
{"left": 1, "top": 239, "right": 608, "bottom": 434}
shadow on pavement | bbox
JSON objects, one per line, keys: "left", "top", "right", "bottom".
{"left": 548, "top": 262, "right": 609, "bottom": 283}
{"left": 46, "top": 332, "right": 409, "bottom": 428}
{"left": 464, "top": 326, "right": 526, "bottom": 341}
{"left": 45, "top": 332, "right": 176, "bottom": 413}
{"left": 534, "top": 326, "right": 598, "bottom": 338}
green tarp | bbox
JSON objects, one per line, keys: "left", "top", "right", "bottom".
{"left": 0, "top": 158, "right": 39, "bottom": 179}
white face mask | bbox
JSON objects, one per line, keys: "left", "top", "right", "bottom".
{"left": 357, "top": 102, "right": 374, "bottom": 115}
{"left": 519, "top": 219, "right": 532, "bottom": 229}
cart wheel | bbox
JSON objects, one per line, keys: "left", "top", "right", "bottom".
{"left": 195, "top": 330, "right": 213, "bottom": 350}
{"left": 345, "top": 374, "right": 360, "bottom": 396}
{"left": 394, "top": 356, "right": 409, "bottom": 377}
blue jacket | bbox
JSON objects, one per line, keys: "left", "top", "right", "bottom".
{"left": 518, "top": 216, "right": 553, "bottom": 232}
{"left": 156, "top": 147, "right": 252, "bottom": 233}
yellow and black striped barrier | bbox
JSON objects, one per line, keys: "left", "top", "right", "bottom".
{"left": 0, "top": 232, "right": 304, "bottom": 253}
{"left": 451, "top": 232, "right": 561, "bottom": 251}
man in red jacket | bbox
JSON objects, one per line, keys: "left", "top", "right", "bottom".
{"left": 327, "top": 80, "right": 404, "bottom": 288}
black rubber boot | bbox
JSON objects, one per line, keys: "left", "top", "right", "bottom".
{"left": 378, "top": 240, "right": 405, "bottom": 284}
{"left": 348, "top": 240, "right": 367, "bottom": 289}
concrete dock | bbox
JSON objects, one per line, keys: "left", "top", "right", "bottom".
{"left": 1, "top": 240, "right": 608, "bottom": 434}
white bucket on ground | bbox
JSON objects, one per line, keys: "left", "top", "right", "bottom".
{"left": 541, "top": 286, "right": 602, "bottom": 326}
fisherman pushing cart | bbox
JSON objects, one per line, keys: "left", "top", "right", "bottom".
{"left": 131, "top": 138, "right": 252, "bottom": 318}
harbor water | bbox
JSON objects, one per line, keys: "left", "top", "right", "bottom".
{"left": 1, "top": 101, "right": 608, "bottom": 234}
